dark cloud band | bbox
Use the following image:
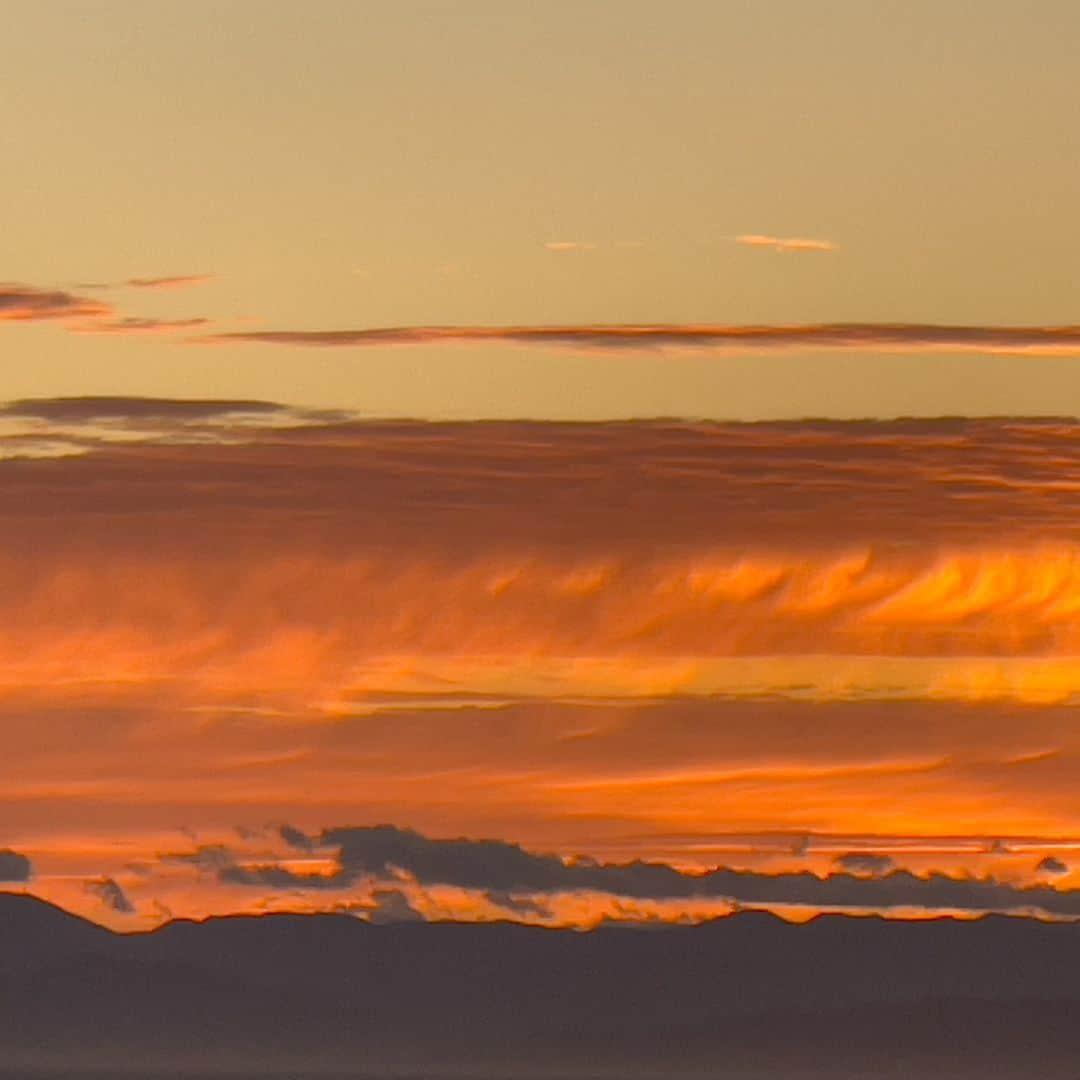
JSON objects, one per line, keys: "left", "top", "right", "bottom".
{"left": 205, "top": 322, "right": 1080, "bottom": 355}
{"left": 218, "top": 824, "right": 1080, "bottom": 919}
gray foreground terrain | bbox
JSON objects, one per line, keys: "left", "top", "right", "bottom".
{"left": 1, "top": 894, "right": 1078, "bottom": 1078}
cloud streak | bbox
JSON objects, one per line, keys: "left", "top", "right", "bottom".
{"left": 0, "top": 284, "right": 110, "bottom": 322}
{"left": 78, "top": 274, "right": 215, "bottom": 291}
{"left": 736, "top": 234, "right": 836, "bottom": 252}
{"left": 123, "top": 274, "right": 214, "bottom": 290}
{"left": 205, "top": 321, "right": 1080, "bottom": 355}
{"left": 543, "top": 241, "right": 596, "bottom": 252}
{"left": 2, "top": 416, "right": 1080, "bottom": 705}
{"left": 70, "top": 317, "right": 212, "bottom": 335}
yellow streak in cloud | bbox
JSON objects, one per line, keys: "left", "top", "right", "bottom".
{"left": 736, "top": 233, "right": 836, "bottom": 252}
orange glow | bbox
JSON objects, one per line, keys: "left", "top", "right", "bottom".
{"left": 0, "top": 547, "right": 1079, "bottom": 704}
{"left": 2, "top": 418, "right": 1080, "bottom": 926}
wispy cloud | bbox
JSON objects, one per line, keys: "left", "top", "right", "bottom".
{"left": 736, "top": 234, "right": 836, "bottom": 253}
{"left": 71, "top": 316, "right": 212, "bottom": 335}
{"left": 203, "top": 321, "right": 1080, "bottom": 355}
{"left": 124, "top": 274, "right": 214, "bottom": 290}
{"left": 2, "top": 279, "right": 210, "bottom": 338}
{"left": 85, "top": 876, "right": 135, "bottom": 914}
{"left": 5, "top": 412, "right": 1080, "bottom": 926}
{"left": 0, "top": 284, "right": 110, "bottom": 322}
{"left": 78, "top": 274, "right": 215, "bottom": 291}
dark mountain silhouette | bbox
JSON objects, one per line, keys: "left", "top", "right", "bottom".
{"left": 1, "top": 893, "right": 1078, "bottom": 1077}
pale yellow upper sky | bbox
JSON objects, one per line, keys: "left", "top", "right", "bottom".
{"left": 3, "top": 0, "right": 1079, "bottom": 417}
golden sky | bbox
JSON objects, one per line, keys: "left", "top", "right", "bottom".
{"left": 2, "top": 1, "right": 1080, "bottom": 416}
{"left": 2, "top": 2, "right": 1080, "bottom": 929}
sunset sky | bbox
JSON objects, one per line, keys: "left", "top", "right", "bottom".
{"left": 3, "top": 0, "right": 1080, "bottom": 930}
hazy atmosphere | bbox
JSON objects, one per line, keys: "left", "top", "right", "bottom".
{"left": 3, "top": 2, "right": 1079, "bottom": 1076}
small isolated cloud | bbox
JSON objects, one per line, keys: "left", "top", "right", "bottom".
{"left": 86, "top": 876, "right": 135, "bottom": 914}
{"left": 833, "top": 852, "right": 895, "bottom": 877}
{"left": 70, "top": 316, "right": 211, "bottom": 335}
{"left": 0, "top": 849, "right": 32, "bottom": 882}
{"left": 1037, "top": 856, "right": 1069, "bottom": 875}
{"left": 544, "top": 241, "right": 596, "bottom": 252}
{"left": 0, "top": 284, "right": 110, "bottom": 322}
{"left": 736, "top": 233, "right": 836, "bottom": 253}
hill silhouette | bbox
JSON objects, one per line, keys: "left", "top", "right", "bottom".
{"left": 1, "top": 893, "right": 1078, "bottom": 1077}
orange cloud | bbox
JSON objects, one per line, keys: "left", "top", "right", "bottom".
{"left": 736, "top": 233, "right": 836, "bottom": 252}
{"left": 0, "top": 417, "right": 1079, "bottom": 704}
{"left": 1, "top": 412, "right": 1078, "bottom": 926}
{"left": 2, "top": 280, "right": 208, "bottom": 337}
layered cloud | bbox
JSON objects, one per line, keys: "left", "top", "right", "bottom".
{"left": 206, "top": 321, "right": 1080, "bottom": 355}
{"left": 158, "top": 823, "right": 1080, "bottom": 922}
{"left": 1, "top": 278, "right": 209, "bottom": 337}
{"left": 0, "top": 406, "right": 1078, "bottom": 926}
{"left": 8, "top": 275, "right": 1080, "bottom": 360}
{"left": 1, "top": 415, "right": 1080, "bottom": 701}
